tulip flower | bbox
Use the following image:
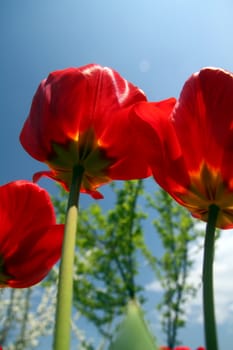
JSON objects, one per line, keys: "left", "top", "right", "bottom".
{"left": 20, "top": 64, "right": 151, "bottom": 199}
{"left": 0, "top": 180, "right": 64, "bottom": 288}
{"left": 131, "top": 67, "right": 233, "bottom": 229}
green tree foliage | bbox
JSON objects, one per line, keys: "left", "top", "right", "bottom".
{"left": 147, "top": 189, "right": 199, "bottom": 348}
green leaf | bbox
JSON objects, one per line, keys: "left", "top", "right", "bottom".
{"left": 109, "top": 300, "right": 158, "bottom": 350}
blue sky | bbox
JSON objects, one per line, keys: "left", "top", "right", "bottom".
{"left": 2, "top": 0, "right": 233, "bottom": 348}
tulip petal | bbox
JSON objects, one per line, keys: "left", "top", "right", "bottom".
{"left": 0, "top": 181, "right": 64, "bottom": 288}
{"left": 172, "top": 67, "right": 233, "bottom": 174}
{"left": 130, "top": 99, "right": 187, "bottom": 193}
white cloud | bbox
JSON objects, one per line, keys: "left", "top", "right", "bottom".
{"left": 146, "top": 280, "right": 163, "bottom": 293}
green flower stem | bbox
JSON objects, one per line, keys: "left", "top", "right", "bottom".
{"left": 203, "top": 204, "right": 219, "bottom": 350}
{"left": 53, "top": 165, "right": 84, "bottom": 350}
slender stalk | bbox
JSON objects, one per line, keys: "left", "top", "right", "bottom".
{"left": 53, "top": 165, "right": 84, "bottom": 350}
{"left": 203, "top": 204, "right": 219, "bottom": 350}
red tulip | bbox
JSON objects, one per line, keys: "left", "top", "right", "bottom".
{"left": 20, "top": 64, "right": 151, "bottom": 199}
{"left": 131, "top": 67, "right": 233, "bottom": 228}
{"left": 159, "top": 346, "right": 171, "bottom": 350}
{"left": 0, "top": 180, "right": 64, "bottom": 288}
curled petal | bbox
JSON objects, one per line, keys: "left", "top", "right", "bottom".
{"left": 33, "top": 170, "right": 104, "bottom": 199}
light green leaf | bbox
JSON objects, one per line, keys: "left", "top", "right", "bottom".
{"left": 109, "top": 300, "right": 158, "bottom": 350}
